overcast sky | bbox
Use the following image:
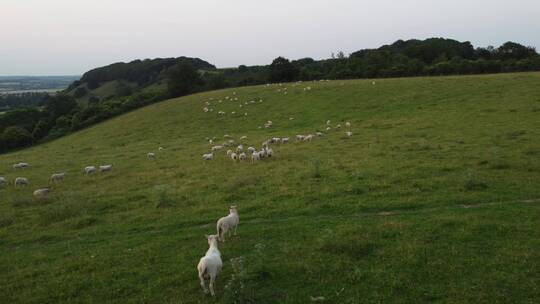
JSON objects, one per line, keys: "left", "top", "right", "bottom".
{"left": 1, "top": 0, "right": 539, "bottom": 75}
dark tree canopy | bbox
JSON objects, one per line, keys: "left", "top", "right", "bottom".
{"left": 166, "top": 62, "right": 204, "bottom": 97}
{"left": 269, "top": 57, "right": 299, "bottom": 83}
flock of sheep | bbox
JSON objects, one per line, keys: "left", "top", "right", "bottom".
{"left": 0, "top": 162, "right": 114, "bottom": 199}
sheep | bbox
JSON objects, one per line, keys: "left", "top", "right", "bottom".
{"left": 296, "top": 135, "right": 305, "bottom": 141}
{"left": 326, "top": 120, "right": 331, "bottom": 125}
{"left": 240, "top": 136, "right": 247, "bottom": 141}
{"left": 316, "top": 132, "right": 323, "bottom": 137}
{"left": 216, "top": 206, "right": 239, "bottom": 242}
{"left": 239, "top": 152, "right": 247, "bottom": 161}
{"left": 336, "top": 124, "right": 342, "bottom": 129}
{"left": 261, "top": 141, "right": 269, "bottom": 148}
{"left": 33, "top": 188, "right": 51, "bottom": 199}
{"left": 208, "top": 139, "right": 214, "bottom": 145}
{"left": 258, "top": 149, "right": 267, "bottom": 159}
{"left": 0, "top": 177, "right": 7, "bottom": 186}
{"left": 223, "top": 135, "right": 231, "bottom": 139}
{"left": 304, "top": 134, "right": 314, "bottom": 142}
{"left": 345, "top": 122, "right": 351, "bottom": 128}
{"left": 230, "top": 152, "right": 238, "bottom": 161}
{"left": 197, "top": 234, "right": 222, "bottom": 296}
{"left": 236, "top": 145, "right": 244, "bottom": 152}
{"left": 326, "top": 126, "right": 332, "bottom": 131}
{"left": 99, "top": 165, "right": 113, "bottom": 172}
{"left": 147, "top": 152, "right": 156, "bottom": 160}
{"left": 84, "top": 166, "right": 97, "bottom": 175}
{"left": 202, "top": 153, "right": 214, "bottom": 160}
{"left": 13, "top": 162, "right": 29, "bottom": 169}
{"left": 211, "top": 145, "right": 224, "bottom": 151}
{"left": 158, "top": 147, "right": 165, "bottom": 151}
{"left": 266, "top": 147, "right": 274, "bottom": 157}
{"left": 270, "top": 137, "right": 281, "bottom": 144}
{"left": 251, "top": 151, "right": 260, "bottom": 163}
{"left": 247, "top": 146, "right": 256, "bottom": 153}
{"left": 50, "top": 172, "right": 66, "bottom": 183}
{"left": 281, "top": 137, "right": 290, "bottom": 144}
{"left": 346, "top": 131, "right": 353, "bottom": 137}
{"left": 264, "top": 121, "right": 273, "bottom": 128}
{"left": 14, "top": 177, "right": 29, "bottom": 187}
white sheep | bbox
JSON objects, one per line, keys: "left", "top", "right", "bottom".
{"left": 296, "top": 135, "right": 305, "bottom": 141}
{"left": 345, "top": 122, "right": 351, "bottom": 128}
{"left": 202, "top": 153, "right": 214, "bottom": 160}
{"left": 230, "top": 152, "right": 238, "bottom": 161}
{"left": 304, "top": 134, "right": 314, "bottom": 142}
{"left": 326, "top": 126, "right": 332, "bottom": 131}
{"left": 336, "top": 124, "right": 342, "bottom": 129}
{"left": 239, "top": 152, "right": 247, "bottom": 161}
{"left": 326, "top": 120, "right": 331, "bottom": 125}
{"left": 216, "top": 206, "right": 239, "bottom": 242}
{"left": 226, "top": 149, "right": 233, "bottom": 156}
{"left": 197, "top": 234, "right": 222, "bottom": 296}
{"left": 0, "top": 177, "right": 7, "bottom": 186}
{"left": 266, "top": 147, "right": 274, "bottom": 157}
{"left": 158, "top": 147, "right": 165, "bottom": 151}
{"left": 251, "top": 151, "right": 260, "bottom": 162}
{"left": 13, "top": 162, "right": 29, "bottom": 169}
{"left": 33, "top": 188, "right": 51, "bottom": 198}
{"left": 316, "top": 132, "right": 323, "bottom": 137}
{"left": 50, "top": 172, "right": 66, "bottom": 182}
{"left": 14, "top": 177, "right": 29, "bottom": 187}
{"left": 223, "top": 135, "right": 231, "bottom": 139}
{"left": 236, "top": 145, "right": 244, "bottom": 152}
{"left": 281, "top": 137, "right": 290, "bottom": 144}
{"left": 99, "top": 165, "right": 113, "bottom": 172}
{"left": 346, "top": 131, "right": 353, "bottom": 137}
{"left": 84, "top": 166, "right": 96, "bottom": 175}
{"left": 211, "top": 145, "right": 224, "bottom": 151}
{"left": 147, "top": 152, "right": 156, "bottom": 160}
{"left": 240, "top": 136, "right": 247, "bottom": 141}
{"left": 247, "top": 146, "right": 256, "bottom": 153}
{"left": 209, "top": 139, "right": 214, "bottom": 145}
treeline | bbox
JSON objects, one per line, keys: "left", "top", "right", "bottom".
{"left": 0, "top": 92, "right": 50, "bottom": 112}
{"left": 1, "top": 38, "right": 539, "bottom": 153}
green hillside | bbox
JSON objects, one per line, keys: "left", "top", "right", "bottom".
{"left": 1, "top": 73, "right": 539, "bottom": 303}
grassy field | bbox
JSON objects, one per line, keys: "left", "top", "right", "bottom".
{"left": 1, "top": 73, "right": 539, "bottom": 303}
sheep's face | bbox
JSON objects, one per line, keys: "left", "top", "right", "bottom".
{"left": 206, "top": 234, "right": 219, "bottom": 245}
{"left": 229, "top": 206, "right": 237, "bottom": 214}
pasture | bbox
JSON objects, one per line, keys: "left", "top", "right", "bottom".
{"left": 1, "top": 72, "right": 539, "bottom": 303}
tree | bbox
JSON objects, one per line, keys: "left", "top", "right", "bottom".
{"left": 43, "top": 94, "right": 78, "bottom": 118}
{"left": 73, "top": 87, "right": 88, "bottom": 98}
{"left": 1, "top": 126, "right": 33, "bottom": 150}
{"left": 269, "top": 57, "right": 299, "bottom": 83}
{"left": 167, "top": 62, "right": 203, "bottom": 97}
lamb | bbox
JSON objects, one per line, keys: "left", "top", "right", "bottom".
{"left": 84, "top": 166, "right": 97, "bottom": 175}
{"left": 346, "top": 131, "right": 353, "bottom": 137}
{"left": 296, "top": 135, "right": 305, "bottom": 141}
{"left": 147, "top": 152, "right": 156, "bottom": 160}
{"left": 266, "top": 147, "right": 274, "bottom": 157}
{"left": 197, "top": 234, "right": 222, "bottom": 296}
{"left": 316, "top": 132, "right": 323, "bottom": 137}
{"left": 281, "top": 137, "right": 290, "bottom": 144}
{"left": 216, "top": 206, "right": 239, "bottom": 242}
{"left": 247, "top": 146, "right": 256, "bottom": 153}
{"left": 230, "top": 152, "right": 238, "bottom": 161}
{"left": 345, "top": 122, "right": 351, "bottom": 128}
{"left": 239, "top": 152, "right": 247, "bottom": 161}
{"left": 202, "top": 153, "right": 214, "bottom": 161}
{"left": 50, "top": 172, "right": 66, "bottom": 182}
{"left": 304, "top": 134, "right": 314, "bottom": 142}
{"left": 14, "top": 177, "right": 29, "bottom": 187}
{"left": 251, "top": 151, "right": 260, "bottom": 162}
{"left": 211, "top": 145, "right": 224, "bottom": 151}
{"left": 0, "top": 177, "right": 7, "bottom": 186}
{"left": 33, "top": 188, "right": 51, "bottom": 198}
{"left": 99, "top": 165, "right": 113, "bottom": 172}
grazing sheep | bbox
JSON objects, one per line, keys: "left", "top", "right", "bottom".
{"left": 216, "top": 206, "right": 239, "bottom": 242}
{"left": 296, "top": 135, "right": 305, "bottom": 141}
{"left": 230, "top": 152, "right": 238, "bottom": 161}
{"left": 236, "top": 145, "right": 244, "bottom": 152}
{"left": 258, "top": 149, "right": 267, "bottom": 159}
{"left": 202, "top": 153, "right": 214, "bottom": 160}
{"left": 336, "top": 124, "right": 342, "bottom": 129}
{"left": 227, "top": 149, "right": 233, "bottom": 156}
{"left": 158, "top": 147, "right": 165, "bottom": 151}
{"left": 197, "top": 234, "right": 222, "bottom": 296}
{"left": 240, "top": 136, "right": 247, "bottom": 141}
{"left": 261, "top": 141, "right": 269, "bottom": 148}
{"left": 223, "top": 135, "right": 231, "bottom": 139}
{"left": 147, "top": 152, "right": 156, "bottom": 160}
{"left": 14, "top": 177, "right": 29, "bottom": 187}
{"left": 316, "top": 132, "right": 323, "bottom": 137}
{"left": 99, "top": 165, "right": 113, "bottom": 172}
{"left": 266, "top": 147, "right": 274, "bottom": 157}
{"left": 33, "top": 188, "right": 51, "bottom": 199}
{"left": 270, "top": 137, "right": 281, "bottom": 144}
{"left": 209, "top": 139, "right": 214, "bottom": 145}
{"left": 0, "top": 177, "right": 7, "bottom": 186}
{"left": 211, "top": 145, "right": 224, "bottom": 151}
{"left": 326, "top": 126, "right": 331, "bottom": 131}
{"left": 345, "top": 122, "right": 351, "bottom": 128}
{"left": 251, "top": 151, "right": 260, "bottom": 162}
{"left": 281, "top": 137, "right": 290, "bottom": 144}
{"left": 84, "top": 166, "right": 97, "bottom": 175}
{"left": 239, "top": 152, "right": 247, "bottom": 161}
{"left": 326, "top": 120, "right": 331, "bottom": 125}
{"left": 346, "top": 131, "right": 353, "bottom": 137}
{"left": 304, "top": 134, "right": 314, "bottom": 142}
{"left": 13, "top": 162, "right": 29, "bottom": 169}
{"left": 247, "top": 146, "right": 256, "bottom": 153}
{"left": 289, "top": 117, "right": 294, "bottom": 120}
{"left": 50, "top": 173, "right": 66, "bottom": 182}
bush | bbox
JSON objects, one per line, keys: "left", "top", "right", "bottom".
{"left": 1, "top": 126, "right": 33, "bottom": 150}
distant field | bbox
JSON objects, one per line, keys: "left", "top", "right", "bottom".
{"left": 0, "top": 73, "right": 539, "bottom": 303}
{"left": 0, "top": 75, "right": 79, "bottom": 94}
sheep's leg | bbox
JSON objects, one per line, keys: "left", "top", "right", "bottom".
{"left": 209, "top": 275, "right": 216, "bottom": 296}
{"left": 199, "top": 272, "right": 208, "bottom": 294}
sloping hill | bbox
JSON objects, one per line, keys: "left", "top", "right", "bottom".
{"left": 1, "top": 73, "right": 539, "bottom": 303}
